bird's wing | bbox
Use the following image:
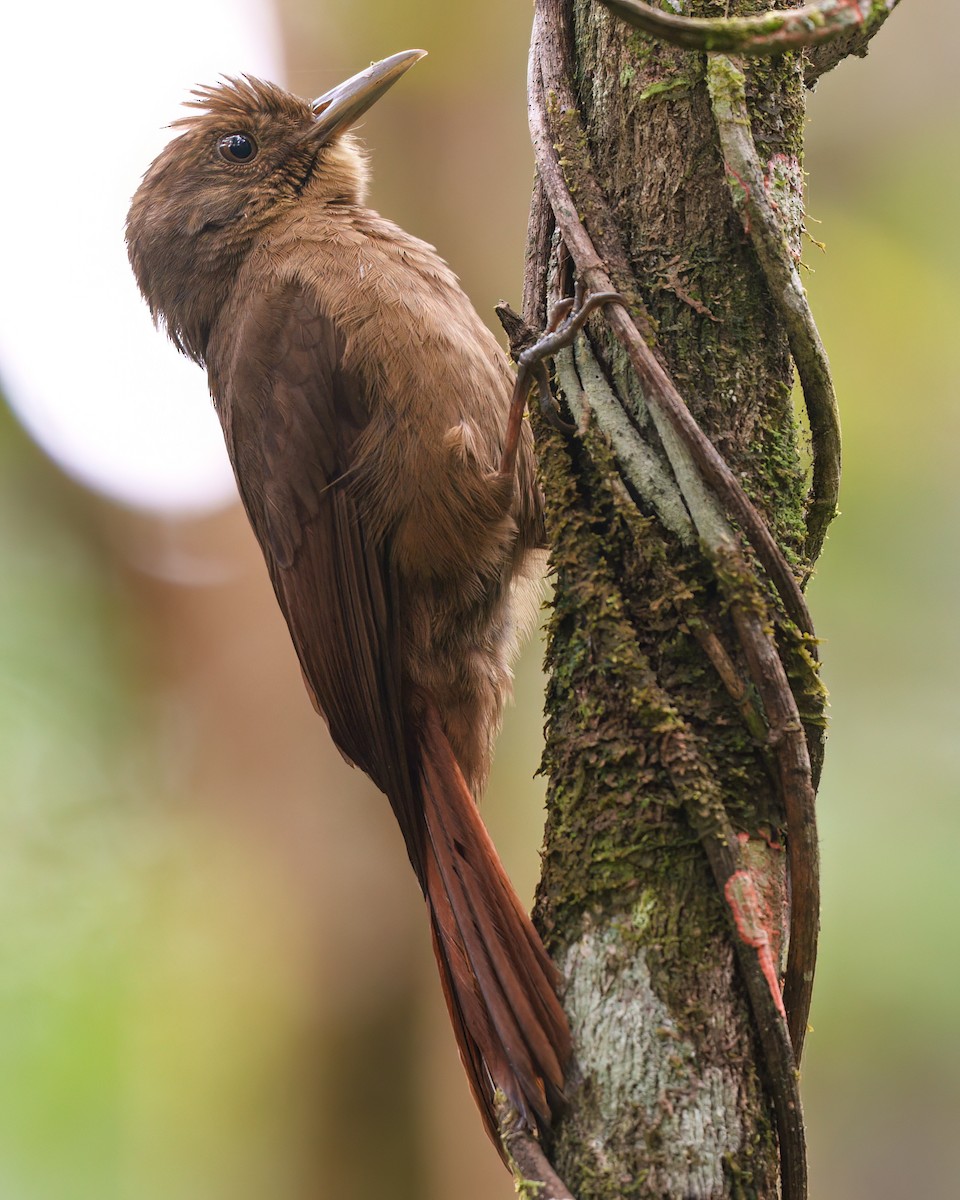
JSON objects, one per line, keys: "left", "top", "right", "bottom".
{"left": 217, "top": 278, "right": 415, "bottom": 817}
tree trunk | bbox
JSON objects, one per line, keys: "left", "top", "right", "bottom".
{"left": 524, "top": 3, "right": 826, "bottom": 1196}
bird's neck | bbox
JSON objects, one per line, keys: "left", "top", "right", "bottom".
{"left": 142, "top": 220, "right": 258, "bottom": 367}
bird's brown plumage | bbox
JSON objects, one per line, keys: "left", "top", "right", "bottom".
{"left": 126, "top": 66, "right": 569, "bottom": 1146}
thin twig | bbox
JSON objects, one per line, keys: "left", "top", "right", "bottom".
{"left": 689, "top": 620, "right": 771, "bottom": 749}
{"left": 707, "top": 53, "right": 841, "bottom": 564}
{"left": 498, "top": 1096, "right": 578, "bottom": 1200}
{"left": 523, "top": 174, "right": 555, "bottom": 330}
{"left": 805, "top": 3, "right": 902, "bottom": 83}
{"left": 727, "top": 596, "right": 820, "bottom": 1061}
{"left": 597, "top": 0, "right": 901, "bottom": 57}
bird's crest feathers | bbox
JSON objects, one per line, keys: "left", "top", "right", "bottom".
{"left": 172, "top": 75, "right": 313, "bottom": 131}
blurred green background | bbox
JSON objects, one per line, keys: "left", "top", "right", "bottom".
{"left": 1, "top": 2, "right": 956, "bottom": 1197}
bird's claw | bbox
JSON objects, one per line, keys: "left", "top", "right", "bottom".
{"left": 532, "top": 361, "right": 576, "bottom": 434}
{"left": 518, "top": 289, "right": 623, "bottom": 373}
{"left": 517, "top": 288, "right": 624, "bottom": 435}
{"left": 545, "top": 297, "right": 575, "bottom": 334}
{"left": 499, "top": 288, "right": 624, "bottom": 477}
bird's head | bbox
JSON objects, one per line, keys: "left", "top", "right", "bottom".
{"left": 126, "top": 50, "right": 425, "bottom": 362}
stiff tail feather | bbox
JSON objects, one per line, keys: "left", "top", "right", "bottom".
{"left": 416, "top": 702, "right": 571, "bottom": 1148}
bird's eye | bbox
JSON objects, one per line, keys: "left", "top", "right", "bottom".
{"left": 217, "top": 133, "right": 258, "bottom": 163}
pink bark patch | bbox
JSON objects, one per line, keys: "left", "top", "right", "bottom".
{"left": 724, "top": 869, "right": 786, "bottom": 1019}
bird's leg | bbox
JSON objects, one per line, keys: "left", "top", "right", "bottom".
{"left": 499, "top": 289, "right": 624, "bottom": 479}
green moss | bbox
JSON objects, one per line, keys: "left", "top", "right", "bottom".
{"left": 512, "top": 1173, "right": 545, "bottom": 1200}
{"left": 637, "top": 77, "right": 694, "bottom": 103}
{"left": 626, "top": 31, "right": 656, "bottom": 64}
{"left": 534, "top": 418, "right": 770, "bottom": 931}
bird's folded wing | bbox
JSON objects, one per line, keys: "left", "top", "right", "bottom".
{"left": 218, "top": 278, "right": 418, "bottom": 825}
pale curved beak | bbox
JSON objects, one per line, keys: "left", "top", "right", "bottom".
{"left": 311, "top": 49, "right": 427, "bottom": 143}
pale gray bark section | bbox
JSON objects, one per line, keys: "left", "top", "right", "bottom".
{"left": 562, "top": 906, "right": 748, "bottom": 1198}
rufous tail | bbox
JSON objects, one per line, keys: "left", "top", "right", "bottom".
{"left": 416, "top": 702, "right": 571, "bottom": 1148}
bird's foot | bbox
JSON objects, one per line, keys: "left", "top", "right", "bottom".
{"left": 499, "top": 286, "right": 623, "bottom": 478}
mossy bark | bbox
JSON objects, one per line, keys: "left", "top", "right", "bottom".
{"left": 530, "top": 3, "right": 821, "bottom": 1196}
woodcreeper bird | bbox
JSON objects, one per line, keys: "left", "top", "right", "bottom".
{"left": 126, "top": 51, "right": 573, "bottom": 1146}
